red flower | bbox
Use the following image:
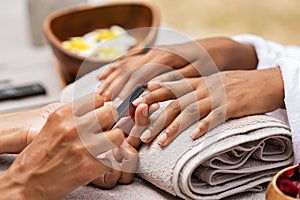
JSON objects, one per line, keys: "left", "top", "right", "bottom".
{"left": 277, "top": 164, "right": 300, "bottom": 198}
{"left": 278, "top": 179, "right": 300, "bottom": 197}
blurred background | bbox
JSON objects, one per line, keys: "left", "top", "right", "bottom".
{"left": 145, "top": 0, "right": 300, "bottom": 45}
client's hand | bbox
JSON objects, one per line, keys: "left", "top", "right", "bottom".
{"left": 97, "top": 43, "right": 194, "bottom": 101}
{"left": 97, "top": 37, "right": 257, "bottom": 102}
{"left": 131, "top": 67, "right": 284, "bottom": 146}
{"left": 0, "top": 93, "right": 124, "bottom": 199}
{"left": 97, "top": 40, "right": 216, "bottom": 102}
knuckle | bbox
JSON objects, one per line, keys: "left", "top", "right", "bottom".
{"left": 169, "top": 72, "right": 180, "bottom": 80}
{"left": 167, "top": 100, "right": 181, "bottom": 112}
{"left": 201, "top": 119, "right": 210, "bottom": 129}
{"left": 144, "top": 93, "right": 158, "bottom": 104}
{"left": 60, "top": 125, "right": 77, "bottom": 139}
{"left": 48, "top": 106, "right": 68, "bottom": 123}
{"left": 164, "top": 72, "right": 180, "bottom": 81}
{"left": 212, "top": 108, "right": 226, "bottom": 122}
{"left": 184, "top": 104, "right": 200, "bottom": 117}
{"left": 185, "top": 104, "right": 199, "bottom": 114}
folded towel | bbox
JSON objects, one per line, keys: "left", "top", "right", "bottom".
{"left": 60, "top": 67, "right": 293, "bottom": 199}
{"left": 137, "top": 112, "right": 293, "bottom": 199}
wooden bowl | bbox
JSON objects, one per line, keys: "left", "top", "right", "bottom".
{"left": 43, "top": 1, "right": 160, "bottom": 83}
{"left": 266, "top": 165, "right": 297, "bottom": 200}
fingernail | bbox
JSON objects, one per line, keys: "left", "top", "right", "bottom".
{"left": 157, "top": 132, "right": 167, "bottom": 146}
{"left": 132, "top": 97, "right": 144, "bottom": 106}
{"left": 95, "top": 81, "right": 103, "bottom": 91}
{"left": 103, "top": 90, "right": 110, "bottom": 97}
{"left": 140, "top": 129, "right": 152, "bottom": 141}
{"left": 149, "top": 103, "right": 160, "bottom": 114}
{"left": 98, "top": 86, "right": 104, "bottom": 94}
{"left": 148, "top": 80, "right": 161, "bottom": 84}
{"left": 190, "top": 127, "right": 200, "bottom": 139}
{"left": 114, "top": 97, "right": 122, "bottom": 102}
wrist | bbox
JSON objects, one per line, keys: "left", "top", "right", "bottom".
{"left": 263, "top": 67, "right": 285, "bottom": 109}
{"left": 197, "top": 37, "right": 258, "bottom": 71}
{"left": 1, "top": 153, "right": 47, "bottom": 199}
{"left": 0, "top": 108, "right": 39, "bottom": 154}
{"left": 0, "top": 170, "right": 27, "bottom": 200}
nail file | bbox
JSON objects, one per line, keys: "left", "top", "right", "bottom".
{"left": 109, "top": 84, "right": 146, "bottom": 129}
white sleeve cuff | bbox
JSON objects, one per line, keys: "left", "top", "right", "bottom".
{"left": 277, "top": 57, "right": 300, "bottom": 164}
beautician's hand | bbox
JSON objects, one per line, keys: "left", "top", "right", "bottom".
{"left": 0, "top": 93, "right": 124, "bottom": 199}
{"left": 97, "top": 37, "right": 258, "bottom": 101}
{"left": 26, "top": 103, "right": 64, "bottom": 144}
{"left": 91, "top": 102, "right": 152, "bottom": 188}
{"left": 132, "top": 67, "right": 284, "bottom": 146}
{"left": 0, "top": 102, "right": 63, "bottom": 154}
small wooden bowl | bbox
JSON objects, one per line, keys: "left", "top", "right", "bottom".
{"left": 43, "top": 1, "right": 160, "bottom": 83}
{"left": 266, "top": 165, "right": 297, "bottom": 200}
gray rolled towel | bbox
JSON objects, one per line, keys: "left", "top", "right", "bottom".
{"left": 137, "top": 113, "right": 292, "bottom": 199}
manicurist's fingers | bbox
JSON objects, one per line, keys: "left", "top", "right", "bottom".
{"left": 82, "top": 128, "right": 124, "bottom": 157}
{"left": 92, "top": 168, "right": 121, "bottom": 189}
{"left": 73, "top": 93, "right": 104, "bottom": 116}
{"left": 80, "top": 104, "right": 118, "bottom": 132}
{"left": 118, "top": 142, "right": 139, "bottom": 184}
{"left": 115, "top": 116, "right": 135, "bottom": 134}
{"left": 127, "top": 103, "right": 150, "bottom": 149}
{"left": 92, "top": 150, "right": 122, "bottom": 189}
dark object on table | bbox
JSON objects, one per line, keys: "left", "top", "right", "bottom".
{"left": 0, "top": 83, "right": 46, "bottom": 101}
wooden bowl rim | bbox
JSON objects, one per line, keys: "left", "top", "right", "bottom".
{"left": 43, "top": 1, "right": 160, "bottom": 63}
{"left": 269, "top": 165, "right": 298, "bottom": 199}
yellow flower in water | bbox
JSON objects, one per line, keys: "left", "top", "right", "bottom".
{"left": 61, "top": 26, "right": 135, "bottom": 59}
{"left": 62, "top": 37, "right": 91, "bottom": 51}
{"left": 95, "top": 29, "right": 119, "bottom": 41}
